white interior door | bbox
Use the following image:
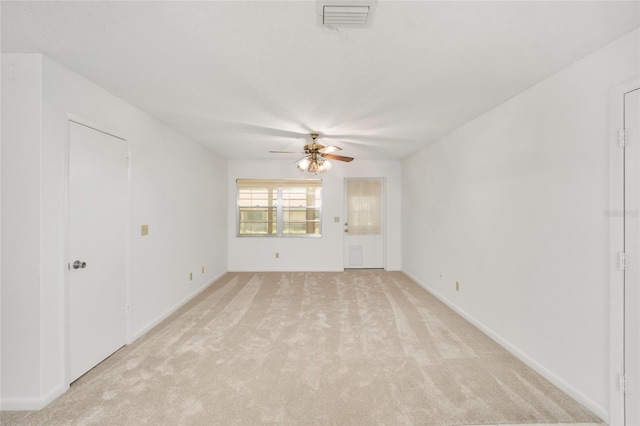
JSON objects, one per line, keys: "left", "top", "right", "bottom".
{"left": 69, "top": 121, "right": 128, "bottom": 382}
{"left": 624, "top": 87, "right": 640, "bottom": 426}
{"left": 344, "top": 178, "right": 384, "bottom": 269}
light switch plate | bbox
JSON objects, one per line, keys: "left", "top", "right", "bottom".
{"left": 141, "top": 224, "right": 149, "bottom": 236}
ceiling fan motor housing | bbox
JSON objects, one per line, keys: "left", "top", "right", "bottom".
{"left": 304, "top": 143, "right": 325, "bottom": 153}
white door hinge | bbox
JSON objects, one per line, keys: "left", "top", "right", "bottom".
{"left": 618, "top": 252, "right": 626, "bottom": 271}
{"left": 618, "top": 129, "right": 627, "bottom": 147}
{"left": 619, "top": 374, "right": 626, "bottom": 393}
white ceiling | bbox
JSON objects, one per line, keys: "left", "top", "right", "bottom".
{"left": 2, "top": 1, "right": 638, "bottom": 160}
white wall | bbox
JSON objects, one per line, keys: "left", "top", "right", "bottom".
{"left": 228, "top": 159, "right": 401, "bottom": 272}
{"left": 1, "top": 54, "right": 42, "bottom": 400}
{"left": 1, "top": 53, "right": 227, "bottom": 409}
{"left": 401, "top": 29, "right": 639, "bottom": 421}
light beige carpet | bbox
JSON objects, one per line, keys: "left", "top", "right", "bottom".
{"left": 2, "top": 271, "right": 601, "bottom": 425}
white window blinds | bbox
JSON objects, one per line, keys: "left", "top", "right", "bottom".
{"left": 237, "top": 179, "right": 322, "bottom": 237}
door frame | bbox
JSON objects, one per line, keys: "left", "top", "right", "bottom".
{"left": 343, "top": 177, "right": 387, "bottom": 269}
{"left": 63, "top": 114, "right": 133, "bottom": 386}
{"left": 609, "top": 79, "right": 640, "bottom": 426}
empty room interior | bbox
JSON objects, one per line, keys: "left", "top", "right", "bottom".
{"left": 1, "top": 1, "right": 640, "bottom": 425}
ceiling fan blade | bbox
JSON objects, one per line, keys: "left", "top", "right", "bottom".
{"left": 318, "top": 145, "right": 342, "bottom": 154}
{"left": 166, "top": 113, "right": 310, "bottom": 139}
{"left": 322, "top": 153, "right": 354, "bottom": 162}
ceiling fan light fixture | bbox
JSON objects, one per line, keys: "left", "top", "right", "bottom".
{"left": 297, "top": 157, "right": 311, "bottom": 171}
{"left": 297, "top": 156, "right": 332, "bottom": 174}
{"left": 319, "top": 159, "right": 332, "bottom": 173}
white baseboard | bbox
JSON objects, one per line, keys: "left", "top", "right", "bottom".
{"left": 131, "top": 270, "right": 227, "bottom": 342}
{"left": 227, "top": 268, "right": 344, "bottom": 272}
{"left": 1, "top": 383, "right": 67, "bottom": 411}
{"left": 403, "top": 271, "right": 608, "bottom": 422}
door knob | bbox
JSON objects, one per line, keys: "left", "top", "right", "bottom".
{"left": 72, "top": 260, "right": 87, "bottom": 269}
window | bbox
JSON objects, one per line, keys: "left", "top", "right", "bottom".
{"left": 237, "top": 179, "right": 322, "bottom": 237}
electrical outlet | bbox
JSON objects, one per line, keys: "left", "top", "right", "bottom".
{"left": 141, "top": 224, "right": 149, "bottom": 236}
{"left": 201, "top": 266, "right": 205, "bottom": 274}
{"left": 456, "top": 281, "right": 460, "bottom": 291}
{"left": 189, "top": 272, "right": 193, "bottom": 281}
{"left": 275, "top": 252, "right": 280, "bottom": 259}
{"left": 440, "top": 272, "right": 443, "bottom": 281}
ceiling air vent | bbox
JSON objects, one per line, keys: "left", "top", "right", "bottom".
{"left": 318, "top": 1, "right": 376, "bottom": 28}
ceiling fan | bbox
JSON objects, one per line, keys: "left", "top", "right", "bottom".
{"left": 269, "top": 133, "right": 354, "bottom": 173}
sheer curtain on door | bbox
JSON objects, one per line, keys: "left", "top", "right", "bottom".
{"left": 346, "top": 179, "right": 382, "bottom": 235}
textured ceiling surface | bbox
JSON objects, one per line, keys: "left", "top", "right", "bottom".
{"left": 2, "top": 1, "right": 639, "bottom": 160}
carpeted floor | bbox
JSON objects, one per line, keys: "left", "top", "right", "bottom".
{"left": 2, "top": 271, "right": 601, "bottom": 425}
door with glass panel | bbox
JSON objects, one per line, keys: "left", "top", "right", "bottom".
{"left": 343, "top": 178, "right": 384, "bottom": 269}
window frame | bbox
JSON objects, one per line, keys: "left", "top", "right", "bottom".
{"left": 236, "top": 179, "right": 322, "bottom": 238}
